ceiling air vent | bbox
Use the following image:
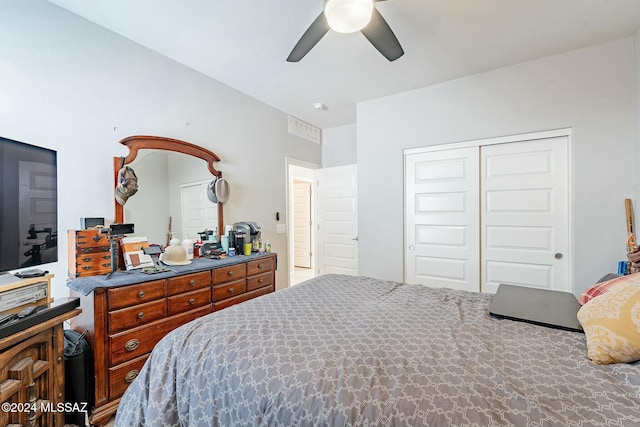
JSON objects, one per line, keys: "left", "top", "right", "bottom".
{"left": 288, "top": 116, "right": 322, "bottom": 144}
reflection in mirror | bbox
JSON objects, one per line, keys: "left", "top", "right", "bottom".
{"left": 123, "top": 150, "right": 219, "bottom": 246}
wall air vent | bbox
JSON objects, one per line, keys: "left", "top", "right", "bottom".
{"left": 288, "top": 116, "right": 322, "bottom": 144}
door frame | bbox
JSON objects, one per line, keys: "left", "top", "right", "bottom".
{"left": 404, "top": 128, "right": 574, "bottom": 291}
{"left": 285, "top": 157, "right": 320, "bottom": 287}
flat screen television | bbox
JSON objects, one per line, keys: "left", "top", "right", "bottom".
{"left": 0, "top": 136, "right": 58, "bottom": 278}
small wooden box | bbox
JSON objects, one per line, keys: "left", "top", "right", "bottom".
{"left": 68, "top": 229, "right": 112, "bottom": 278}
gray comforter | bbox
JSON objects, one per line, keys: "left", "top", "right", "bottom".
{"left": 115, "top": 274, "right": 640, "bottom": 426}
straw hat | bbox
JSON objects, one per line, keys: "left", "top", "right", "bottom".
{"left": 160, "top": 244, "right": 191, "bottom": 266}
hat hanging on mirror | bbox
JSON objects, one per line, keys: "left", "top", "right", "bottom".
{"left": 214, "top": 178, "right": 230, "bottom": 204}
{"left": 115, "top": 165, "right": 139, "bottom": 206}
{"left": 206, "top": 178, "right": 218, "bottom": 203}
{"left": 206, "top": 177, "right": 230, "bottom": 204}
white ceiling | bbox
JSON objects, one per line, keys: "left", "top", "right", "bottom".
{"left": 48, "top": 0, "right": 640, "bottom": 129}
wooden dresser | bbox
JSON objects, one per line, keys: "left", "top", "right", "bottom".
{"left": 68, "top": 253, "right": 277, "bottom": 426}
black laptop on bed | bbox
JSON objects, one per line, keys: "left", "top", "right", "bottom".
{"left": 489, "top": 284, "right": 583, "bottom": 333}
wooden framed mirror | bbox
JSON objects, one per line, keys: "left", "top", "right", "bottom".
{"left": 114, "top": 135, "right": 224, "bottom": 242}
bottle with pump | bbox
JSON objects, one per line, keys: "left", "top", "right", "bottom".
{"left": 169, "top": 232, "right": 180, "bottom": 246}
{"left": 182, "top": 233, "right": 194, "bottom": 260}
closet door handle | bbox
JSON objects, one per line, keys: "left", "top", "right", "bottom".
{"left": 408, "top": 245, "right": 415, "bottom": 251}
{"left": 555, "top": 253, "right": 563, "bottom": 260}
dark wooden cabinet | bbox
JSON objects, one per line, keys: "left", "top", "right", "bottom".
{"left": 69, "top": 253, "right": 277, "bottom": 426}
{"left": 0, "top": 307, "right": 81, "bottom": 427}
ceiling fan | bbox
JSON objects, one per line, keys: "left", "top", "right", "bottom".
{"left": 287, "top": 0, "right": 404, "bottom": 62}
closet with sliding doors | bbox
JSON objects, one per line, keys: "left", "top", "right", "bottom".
{"left": 404, "top": 129, "right": 570, "bottom": 293}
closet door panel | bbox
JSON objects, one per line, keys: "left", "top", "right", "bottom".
{"left": 481, "top": 136, "right": 569, "bottom": 293}
{"left": 405, "top": 147, "right": 480, "bottom": 291}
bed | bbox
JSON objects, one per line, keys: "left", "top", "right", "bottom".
{"left": 114, "top": 274, "right": 640, "bottom": 426}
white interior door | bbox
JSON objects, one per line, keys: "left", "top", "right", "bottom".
{"left": 405, "top": 148, "right": 480, "bottom": 291}
{"left": 180, "top": 180, "right": 217, "bottom": 243}
{"left": 293, "top": 181, "right": 312, "bottom": 268}
{"left": 316, "top": 164, "right": 358, "bottom": 276}
{"left": 481, "top": 136, "right": 569, "bottom": 293}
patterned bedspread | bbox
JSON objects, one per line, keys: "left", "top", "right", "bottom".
{"left": 115, "top": 274, "right": 640, "bottom": 426}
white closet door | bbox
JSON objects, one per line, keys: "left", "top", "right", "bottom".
{"left": 481, "top": 136, "right": 569, "bottom": 293}
{"left": 405, "top": 147, "right": 480, "bottom": 291}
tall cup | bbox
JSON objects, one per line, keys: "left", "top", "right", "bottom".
{"left": 221, "top": 235, "right": 229, "bottom": 253}
{"left": 244, "top": 243, "right": 252, "bottom": 256}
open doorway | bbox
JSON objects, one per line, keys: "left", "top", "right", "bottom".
{"left": 286, "top": 158, "right": 319, "bottom": 286}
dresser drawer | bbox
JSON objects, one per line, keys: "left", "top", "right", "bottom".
{"left": 108, "top": 354, "right": 148, "bottom": 400}
{"left": 70, "top": 229, "right": 110, "bottom": 248}
{"left": 213, "top": 286, "right": 273, "bottom": 311}
{"left": 108, "top": 280, "right": 166, "bottom": 311}
{"left": 167, "top": 288, "right": 211, "bottom": 316}
{"left": 212, "top": 264, "right": 246, "bottom": 284}
{"left": 246, "top": 271, "right": 272, "bottom": 291}
{"left": 213, "top": 278, "right": 246, "bottom": 301}
{"left": 70, "top": 253, "right": 112, "bottom": 278}
{"left": 247, "top": 257, "right": 274, "bottom": 276}
{"left": 108, "top": 299, "right": 167, "bottom": 333}
{"left": 167, "top": 271, "right": 211, "bottom": 296}
{"left": 109, "top": 306, "right": 210, "bottom": 366}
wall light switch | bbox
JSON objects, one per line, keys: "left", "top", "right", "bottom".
{"left": 277, "top": 224, "right": 286, "bottom": 234}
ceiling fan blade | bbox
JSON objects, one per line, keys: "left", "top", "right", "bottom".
{"left": 360, "top": 7, "right": 404, "bottom": 61}
{"left": 287, "top": 12, "right": 330, "bottom": 62}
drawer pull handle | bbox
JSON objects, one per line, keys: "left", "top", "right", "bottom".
{"left": 81, "top": 257, "right": 93, "bottom": 262}
{"left": 189, "top": 280, "right": 196, "bottom": 286}
{"left": 228, "top": 271, "right": 234, "bottom": 276}
{"left": 137, "top": 312, "right": 144, "bottom": 319}
{"left": 81, "top": 266, "right": 93, "bottom": 271}
{"left": 125, "top": 370, "right": 139, "bottom": 383}
{"left": 258, "top": 264, "right": 264, "bottom": 269}
{"left": 258, "top": 279, "right": 264, "bottom": 283}
{"left": 228, "top": 288, "right": 235, "bottom": 294}
{"left": 125, "top": 339, "right": 140, "bottom": 352}
{"left": 138, "top": 291, "right": 145, "bottom": 298}
{"left": 92, "top": 234, "right": 103, "bottom": 242}
{"left": 189, "top": 298, "right": 196, "bottom": 305}
{"left": 102, "top": 263, "right": 111, "bottom": 268}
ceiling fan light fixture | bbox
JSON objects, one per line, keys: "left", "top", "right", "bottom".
{"left": 324, "top": 0, "right": 374, "bottom": 34}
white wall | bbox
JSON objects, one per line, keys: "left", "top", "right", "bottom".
{"left": 0, "top": 0, "right": 321, "bottom": 299}
{"left": 322, "top": 124, "right": 357, "bottom": 167}
{"left": 357, "top": 38, "right": 635, "bottom": 295}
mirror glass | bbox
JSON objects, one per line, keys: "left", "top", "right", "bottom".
{"left": 122, "top": 150, "right": 220, "bottom": 245}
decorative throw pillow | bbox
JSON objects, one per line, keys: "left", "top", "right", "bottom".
{"left": 577, "top": 280, "right": 640, "bottom": 364}
{"left": 578, "top": 273, "right": 633, "bottom": 305}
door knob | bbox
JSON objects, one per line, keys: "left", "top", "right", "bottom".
{"left": 555, "top": 253, "right": 563, "bottom": 260}
{"left": 351, "top": 237, "right": 359, "bottom": 241}
{"left": 409, "top": 245, "right": 415, "bottom": 251}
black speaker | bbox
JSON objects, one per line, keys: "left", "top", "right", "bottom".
{"left": 64, "top": 329, "right": 93, "bottom": 427}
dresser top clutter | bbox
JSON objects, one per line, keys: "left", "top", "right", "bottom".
{"left": 66, "top": 252, "right": 276, "bottom": 295}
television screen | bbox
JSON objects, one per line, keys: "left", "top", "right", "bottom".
{"left": 0, "top": 136, "right": 58, "bottom": 272}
